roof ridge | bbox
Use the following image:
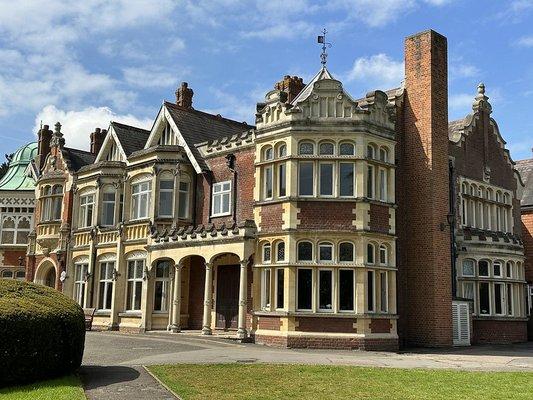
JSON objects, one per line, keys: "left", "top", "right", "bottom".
{"left": 164, "top": 101, "right": 254, "bottom": 128}
{"left": 111, "top": 121, "right": 151, "bottom": 134}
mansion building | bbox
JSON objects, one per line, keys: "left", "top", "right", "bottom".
{"left": 24, "top": 30, "right": 530, "bottom": 350}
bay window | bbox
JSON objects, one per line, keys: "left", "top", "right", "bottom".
{"left": 98, "top": 261, "right": 114, "bottom": 310}
{"left": 102, "top": 187, "right": 116, "bottom": 226}
{"left": 339, "top": 269, "right": 355, "bottom": 311}
{"left": 178, "top": 181, "right": 190, "bottom": 219}
{"left": 158, "top": 176, "right": 174, "bottom": 217}
{"left": 79, "top": 193, "right": 94, "bottom": 227}
{"left": 339, "top": 162, "right": 354, "bottom": 197}
{"left": 41, "top": 184, "right": 63, "bottom": 221}
{"left": 299, "top": 162, "right": 314, "bottom": 196}
{"left": 126, "top": 259, "right": 144, "bottom": 311}
{"left": 131, "top": 180, "right": 151, "bottom": 220}
{"left": 318, "top": 269, "right": 333, "bottom": 311}
{"left": 297, "top": 268, "right": 312, "bottom": 310}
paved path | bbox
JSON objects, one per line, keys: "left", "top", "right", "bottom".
{"left": 80, "top": 331, "right": 533, "bottom": 399}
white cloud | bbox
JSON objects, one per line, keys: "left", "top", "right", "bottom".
{"left": 122, "top": 66, "right": 183, "bottom": 89}
{"left": 423, "top": 0, "right": 453, "bottom": 5}
{"left": 450, "top": 63, "right": 480, "bottom": 79}
{"left": 516, "top": 36, "right": 533, "bottom": 47}
{"left": 449, "top": 93, "right": 473, "bottom": 111}
{"left": 346, "top": 54, "right": 404, "bottom": 90}
{"left": 34, "top": 105, "right": 153, "bottom": 150}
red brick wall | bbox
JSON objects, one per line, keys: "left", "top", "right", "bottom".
{"left": 257, "top": 316, "right": 282, "bottom": 331}
{"left": 254, "top": 334, "right": 398, "bottom": 351}
{"left": 472, "top": 319, "right": 527, "bottom": 344}
{"left": 522, "top": 210, "right": 533, "bottom": 283}
{"left": 196, "top": 147, "right": 255, "bottom": 226}
{"left": 3, "top": 250, "right": 26, "bottom": 267}
{"left": 296, "top": 317, "right": 356, "bottom": 333}
{"left": 297, "top": 201, "right": 355, "bottom": 231}
{"left": 369, "top": 204, "right": 390, "bottom": 234}
{"left": 369, "top": 318, "right": 392, "bottom": 334}
{"left": 258, "top": 203, "right": 283, "bottom": 233}
{"left": 397, "top": 30, "right": 453, "bottom": 347}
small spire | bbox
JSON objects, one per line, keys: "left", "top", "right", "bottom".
{"left": 473, "top": 82, "right": 491, "bottom": 114}
{"left": 50, "top": 121, "right": 65, "bottom": 148}
{"left": 477, "top": 82, "right": 485, "bottom": 95}
{"left": 317, "top": 28, "right": 332, "bottom": 67}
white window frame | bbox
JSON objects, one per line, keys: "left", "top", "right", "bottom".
{"left": 126, "top": 258, "right": 144, "bottom": 311}
{"left": 79, "top": 193, "right": 95, "bottom": 228}
{"left": 98, "top": 261, "right": 115, "bottom": 311}
{"left": 178, "top": 180, "right": 190, "bottom": 219}
{"left": 153, "top": 261, "right": 171, "bottom": 312}
{"left": 318, "top": 242, "right": 334, "bottom": 263}
{"left": 73, "top": 263, "right": 88, "bottom": 307}
{"left": 158, "top": 176, "right": 175, "bottom": 218}
{"left": 131, "top": 180, "right": 152, "bottom": 220}
{"left": 101, "top": 187, "right": 116, "bottom": 227}
{"left": 261, "top": 268, "right": 271, "bottom": 310}
{"left": 211, "top": 181, "right": 232, "bottom": 217}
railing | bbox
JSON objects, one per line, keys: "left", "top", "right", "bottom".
{"left": 125, "top": 222, "right": 149, "bottom": 241}
{"left": 73, "top": 231, "right": 91, "bottom": 247}
{"left": 37, "top": 222, "right": 61, "bottom": 237}
{"left": 97, "top": 230, "right": 118, "bottom": 244}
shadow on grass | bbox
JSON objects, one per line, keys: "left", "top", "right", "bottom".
{"left": 79, "top": 366, "right": 140, "bottom": 390}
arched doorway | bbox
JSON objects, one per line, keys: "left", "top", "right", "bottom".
{"left": 34, "top": 260, "right": 57, "bottom": 289}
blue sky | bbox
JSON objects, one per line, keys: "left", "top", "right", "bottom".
{"left": 0, "top": 0, "right": 532, "bottom": 161}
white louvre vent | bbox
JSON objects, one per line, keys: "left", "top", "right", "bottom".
{"left": 452, "top": 301, "right": 471, "bottom": 346}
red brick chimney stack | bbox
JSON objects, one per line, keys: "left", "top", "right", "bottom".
{"left": 175, "top": 82, "right": 194, "bottom": 109}
{"left": 275, "top": 75, "right": 305, "bottom": 103}
{"left": 37, "top": 124, "right": 53, "bottom": 172}
{"left": 398, "top": 30, "right": 453, "bottom": 347}
{"left": 90, "top": 128, "right": 106, "bottom": 156}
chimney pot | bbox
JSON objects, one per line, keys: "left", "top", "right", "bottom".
{"left": 274, "top": 75, "right": 306, "bottom": 103}
{"left": 175, "top": 81, "right": 194, "bottom": 108}
{"left": 90, "top": 127, "right": 106, "bottom": 156}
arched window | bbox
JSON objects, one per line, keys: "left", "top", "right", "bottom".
{"left": 379, "top": 147, "right": 389, "bottom": 162}
{"left": 2, "top": 270, "right": 13, "bottom": 279}
{"left": 318, "top": 242, "right": 333, "bottom": 262}
{"left": 277, "top": 143, "right": 287, "bottom": 158}
{"left": 367, "top": 144, "right": 376, "bottom": 159}
{"left": 16, "top": 217, "right": 30, "bottom": 244}
{"left": 102, "top": 185, "right": 116, "bottom": 226}
{"left": 158, "top": 172, "right": 174, "bottom": 217}
{"left": 154, "top": 260, "right": 171, "bottom": 312}
{"left": 487, "top": 188, "right": 493, "bottom": 200}
{"left": 506, "top": 261, "right": 514, "bottom": 278}
{"left": 339, "top": 242, "right": 354, "bottom": 263}
{"left": 79, "top": 191, "right": 95, "bottom": 228}
{"left": 462, "top": 259, "right": 475, "bottom": 276}
{"left": 319, "top": 142, "right": 334, "bottom": 155}
{"left": 503, "top": 193, "right": 510, "bottom": 204}
{"left": 178, "top": 175, "right": 191, "bottom": 219}
{"left": 367, "top": 243, "right": 375, "bottom": 264}
{"left": 461, "top": 182, "right": 468, "bottom": 194}
{"left": 470, "top": 184, "right": 476, "bottom": 196}
{"left": 15, "top": 270, "right": 25, "bottom": 280}
{"left": 263, "top": 146, "right": 274, "bottom": 161}
{"left": 276, "top": 241, "right": 285, "bottom": 262}
{"left": 298, "top": 141, "right": 314, "bottom": 155}
{"left": 262, "top": 242, "right": 271, "bottom": 263}
{"left": 478, "top": 260, "right": 489, "bottom": 277}
{"left": 379, "top": 245, "right": 388, "bottom": 265}
{"left": 339, "top": 142, "right": 355, "bottom": 156}
{"left": 297, "top": 241, "right": 313, "bottom": 262}
{"left": 1, "top": 217, "right": 15, "bottom": 244}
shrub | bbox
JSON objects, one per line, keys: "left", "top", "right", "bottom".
{"left": 0, "top": 280, "right": 85, "bottom": 387}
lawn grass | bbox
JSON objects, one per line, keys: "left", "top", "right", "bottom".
{"left": 148, "top": 363, "right": 533, "bottom": 400}
{"left": 0, "top": 374, "right": 85, "bottom": 400}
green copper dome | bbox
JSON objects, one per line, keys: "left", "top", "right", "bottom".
{"left": 0, "top": 142, "right": 38, "bottom": 191}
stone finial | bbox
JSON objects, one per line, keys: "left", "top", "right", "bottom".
{"left": 473, "top": 82, "right": 491, "bottom": 114}
{"left": 477, "top": 82, "right": 485, "bottom": 95}
{"left": 50, "top": 121, "right": 65, "bottom": 148}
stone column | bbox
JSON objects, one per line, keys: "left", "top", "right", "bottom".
{"left": 237, "top": 259, "right": 248, "bottom": 339}
{"left": 171, "top": 262, "right": 182, "bottom": 333}
{"left": 202, "top": 262, "right": 213, "bottom": 335}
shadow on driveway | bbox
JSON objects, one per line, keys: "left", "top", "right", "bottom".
{"left": 79, "top": 365, "right": 139, "bottom": 390}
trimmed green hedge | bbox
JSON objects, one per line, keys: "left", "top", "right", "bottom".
{"left": 0, "top": 280, "right": 85, "bottom": 387}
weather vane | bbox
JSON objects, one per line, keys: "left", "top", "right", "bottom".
{"left": 317, "top": 28, "right": 332, "bottom": 67}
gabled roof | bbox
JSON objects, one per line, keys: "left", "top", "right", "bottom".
{"left": 290, "top": 67, "right": 335, "bottom": 104}
{"left": 0, "top": 142, "right": 37, "bottom": 191}
{"left": 163, "top": 102, "right": 253, "bottom": 171}
{"left": 111, "top": 121, "right": 150, "bottom": 156}
{"left": 62, "top": 148, "right": 96, "bottom": 172}
{"left": 516, "top": 158, "right": 533, "bottom": 207}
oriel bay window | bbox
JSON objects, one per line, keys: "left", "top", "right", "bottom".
{"left": 79, "top": 193, "right": 94, "bottom": 227}
{"left": 154, "top": 261, "right": 171, "bottom": 312}
{"left": 127, "top": 259, "right": 144, "bottom": 311}
{"left": 131, "top": 180, "right": 151, "bottom": 220}
{"left": 41, "top": 184, "right": 63, "bottom": 221}
{"left": 102, "top": 186, "right": 116, "bottom": 226}
{"left": 98, "top": 261, "right": 114, "bottom": 310}
{"left": 297, "top": 268, "right": 313, "bottom": 310}
{"left": 212, "top": 181, "right": 231, "bottom": 216}
{"left": 158, "top": 175, "right": 174, "bottom": 217}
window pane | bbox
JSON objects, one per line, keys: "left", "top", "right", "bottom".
{"left": 339, "top": 270, "right": 354, "bottom": 311}
{"left": 222, "top": 193, "right": 230, "bottom": 213}
{"left": 339, "top": 163, "right": 354, "bottom": 196}
{"left": 1, "top": 231, "right": 14, "bottom": 244}
{"left": 463, "top": 282, "right": 474, "bottom": 300}
{"left": 159, "top": 191, "right": 173, "bottom": 216}
{"left": 277, "top": 242, "right": 285, "bottom": 261}
{"left": 367, "top": 166, "right": 374, "bottom": 198}
{"left": 299, "top": 162, "right": 314, "bottom": 196}
{"left": 297, "top": 269, "right": 312, "bottom": 310}
{"left": 367, "top": 244, "right": 374, "bottom": 264}
{"left": 339, "top": 143, "right": 354, "bottom": 156}
{"left": 213, "top": 194, "right": 221, "bottom": 215}
{"left": 367, "top": 271, "right": 374, "bottom": 312}
{"left": 297, "top": 242, "right": 312, "bottom": 261}
{"left": 16, "top": 231, "right": 29, "bottom": 244}
{"left": 264, "top": 167, "right": 273, "bottom": 198}
{"left": 479, "top": 282, "right": 490, "bottom": 314}
{"left": 380, "top": 272, "right": 388, "bottom": 312}
{"left": 495, "top": 283, "right": 503, "bottom": 314}
{"left": 103, "top": 202, "right": 115, "bottom": 226}
{"left": 319, "top": 143, "right": 334, "bottom": 155}
{"left": 134, "top": 282, "right": 142, "bottom": 310}
{"left": 339, "top": 242, "right": 354, "bottom": 262}
{"left": 276, "top": 269, "right": 284, "bottom": 309}
{"left": 479, "top": 261, "right": 489, "bottom": 277}
{"left": 154, "top": 281, "right": 164, "bottom": 311}
{"left": 319, "top": 270, "right": 332, "bottom": 310}
{"left": 263, "top": 244, "right": 271, "bottom": 263}
{"left": 507, "top": 284, "right": 513, "bottom": 315}
{"left": 319, "top": 244, "right": 332, "bottom": 261}
{"left": 178, "top": 182, "right": 189, "bottom": 218}
{"left": 319, "top": 164, "right": 333, "bottom": 196}
{"left": 278, "top": 164, "right": 286, "bottom": 197}
{"left": 462, "top": 260, "right": 474, "bottom": 276}
{"left": 160, "top": 180, "right": 173, "bottom": 190}
{"left": 493, "top": 262, "right": 502, "bottom": 277}
{"left": 299, "top": 142, "right": 314, "bottom": 155}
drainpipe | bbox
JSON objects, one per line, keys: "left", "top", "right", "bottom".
{"left": 448, "top": 159, "right": 457, "bottom": 298}
{"left": 226, "top": 154, "right": 237, "bottom": 224}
